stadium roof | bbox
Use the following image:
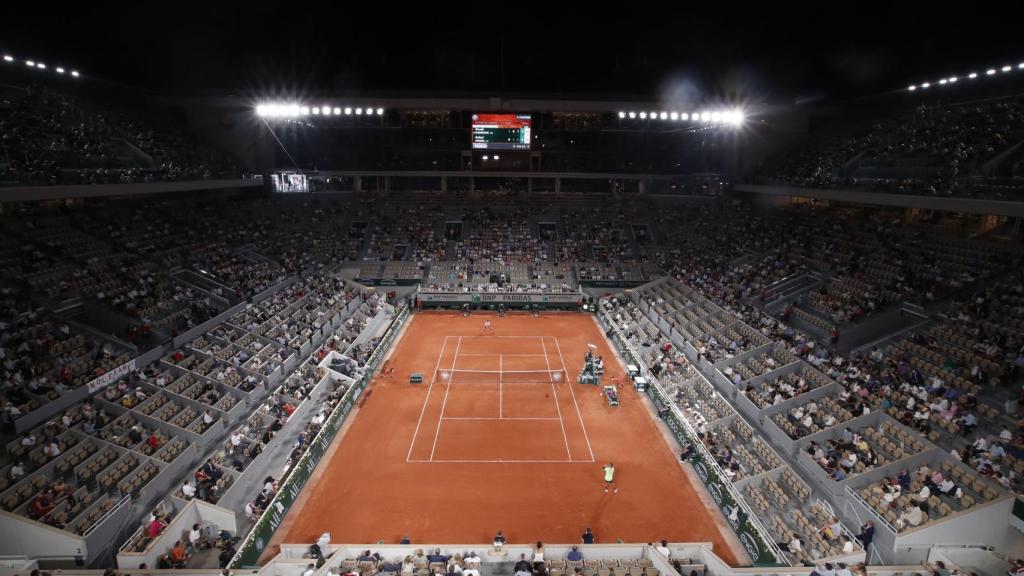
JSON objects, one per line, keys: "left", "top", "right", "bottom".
{"left": 1, "top": 5, "right": 1019, "bottom": 105}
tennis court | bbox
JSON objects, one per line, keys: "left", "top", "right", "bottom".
{"left": 406, "top": 335, "right": 594, "bottom": 463}
{"left": 272, "top": 311, "right": 741, "bottom": 565}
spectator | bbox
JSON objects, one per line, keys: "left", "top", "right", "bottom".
{"left": 170, "top": 541, "right": 188, "bottom": 568}
{"left": 856, "top": 521, "right": 874, "bottom": 548}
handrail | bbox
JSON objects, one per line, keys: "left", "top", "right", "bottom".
{"left": 83, "top": 494, "right": 131, "bottom": 538}
{"left": 759, "top": 272, "right": 805, "bottom": 294}
{"left": 598, "top": 308, "right": 788, "bottom": 566}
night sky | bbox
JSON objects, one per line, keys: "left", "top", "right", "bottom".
{"left": 1, "top": 3, "right": 1020, "bottom": 105}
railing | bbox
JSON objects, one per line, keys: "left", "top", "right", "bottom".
{"left": 230, "top": 304, "right": 411, "bottom": 567}
{"left": 597, "top": 309, "right": 787, "bottom": 567}
{"left": 83, "top": 494, "right": 131, "bottom": 538}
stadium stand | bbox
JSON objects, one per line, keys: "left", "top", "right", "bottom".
{"left": 765, "top": 95, "right": 1024, "bottom": 198}
{"left": 0, "top": 256, "right": 394, "bottom": 565}
{"left": 0, "top": 84, "right": 239, "bottom": 186}
{"left": 3, "top": 51, "right": 1024, "bottom": 575}
{"left": 601, "top": 292, "right": 865, "bottom": 565}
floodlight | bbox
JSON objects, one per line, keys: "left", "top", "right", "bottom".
{"left": 344, "top": 107, "right": 352, "bottom": 115}
{"left": 659, "top": 111, "right": 668, "bottom": 120}
{"left": 2, "top": 55, "right": 12, "bottom": 62}
{"left": 908, "top": 85, "right": 917, "bottom": 91}
{"left": 56, "top": 67, "right": 65, "bottom": 74}
{"left": 670, "top": 112, "right": 679, "bottom": 120}
{"left": 376, "top": 107, "right": 384, "bottom": 115}
{"left": 968, "top": 72, "right": 978, "bottom": 79}
{"left": 333, "top": 107, "right": 341, "bottom": 115}
{"left": 628, "top": 112, "right": 636, "bottom": 119}
{"left": 71, "top": 70, "right": 80, "bottom": 77}
{"left": 618, "top": 111, "right": 625, "bottom": 118}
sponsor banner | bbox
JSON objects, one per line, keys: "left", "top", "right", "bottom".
{"left": 86, "top": 360, "right": 137, "bottom": 394}
{"left": 418, "top": 292, "right": 580, "bottom": 304}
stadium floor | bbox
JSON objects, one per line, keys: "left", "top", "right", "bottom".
{"left": 270, "top": 311, "right": 739, "bottom": 564}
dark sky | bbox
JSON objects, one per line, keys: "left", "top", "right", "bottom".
{"left": 1, "top": 4, "right": 1020, "bottom": 105}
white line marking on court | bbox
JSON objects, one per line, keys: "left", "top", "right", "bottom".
{"left": 499, "top": 354, "right": 503, "bottom": 419}
{"left": 457, "top": 353, "right": 547, "bottom": 357}
{"left": 439, "top": 379, "right": 548, "bottom": 385}
{"left": 407, "top": 335, "right": 449, "bottom": 462}
{"left": 541, "top": 336, "right": 572, "bottom": 460}
{"left": 441, "top": 417, "right": 562, "bottom": 421}
{"left": 408, "top": 459, "right": 579, "bottom": 464}
{"left": 554, "top": 336, "right": 596, "bottom": 462}
{"left": 469, "top": 335, "right": 556, "bottom": 339}
{"left": 429, "top": 335, "right": 462, "bottom": 462}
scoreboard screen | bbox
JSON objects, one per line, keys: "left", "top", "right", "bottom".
{"left": 471, "top": 114, "right": 531, "bottom": 150}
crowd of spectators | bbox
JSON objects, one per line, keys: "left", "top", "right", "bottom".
{"left": 2, "top": 263, "right": 389, "bottom": 568}
{"left": 601, "top": 291, "right": 864, "bottom": 563}
{"left": 0, "top": 84, "right": 238, "bottom": 186}
{"left": 764, "top": 96, "right": 1024, "bottom": 198}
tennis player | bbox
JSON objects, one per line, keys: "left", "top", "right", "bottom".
{"left": 483, "top": 318, "right": 493, "bottom": 333}
{"left": 603, "top": 462, "right": 617, "bottom": 494}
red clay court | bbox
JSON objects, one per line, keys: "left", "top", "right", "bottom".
{"left": 274, "top": 311, "right": 739, "bottom": 564}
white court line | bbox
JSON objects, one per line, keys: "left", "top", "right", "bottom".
{"left": 442, "top": 380, "right": 548, "bottom": 385}
{"left": 541, "top": 336, "right": 572, "bottom": 460}
{"left": 467, "top": 335, "right": 556, "bottom": 339}
{"left": 409, "top": 459, "right": 577, "bottom": 464}
{"left": 441, "top": 417, "right": 562, "bottom": 421}
{"left": 554, "top": 336, "right": 596, "bottom": 462}
{"left": 457, "top": 353, "right": 547, "bottom": 357}
{"left": 406, "top": 336, "right": 449, "bottom": 462}
{"left": 429, "top": 336, "right": 462, "bottom": 462}
{"left": 499, "top": 354, "right": 503, "bottom": 419}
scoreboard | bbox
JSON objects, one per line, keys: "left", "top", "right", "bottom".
{"left": 471, "top": 114, "right": 531, "bottom": 150}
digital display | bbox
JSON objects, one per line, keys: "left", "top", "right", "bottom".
{"left": 271, "top": 172, "right": 308, "bottom": 193}
{"left": 471, "top": 114, "right": 531, "bottom": 150}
